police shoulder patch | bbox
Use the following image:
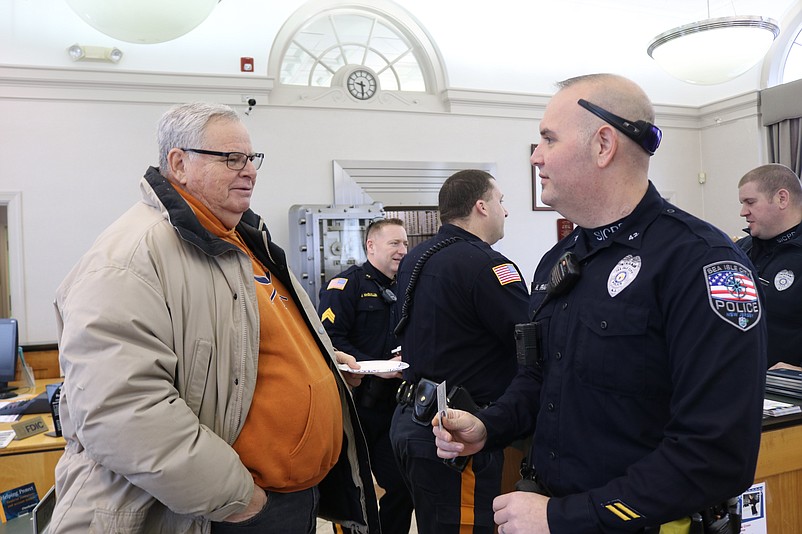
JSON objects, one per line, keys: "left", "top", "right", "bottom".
{"left": 327, "top": 277, "right": 348, "bottom": 290}
{"left": 492, "top": 263, "right": 522, "bottom": 285}
{"left": 703, "top": 261, "right": 761, "bottom": 331}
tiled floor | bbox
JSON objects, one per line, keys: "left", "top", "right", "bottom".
{"left": 315, "top": 479, "right": 419, "bottom": 532}
{"left": 315, "top": 515, "right": 418, "bottom": 533}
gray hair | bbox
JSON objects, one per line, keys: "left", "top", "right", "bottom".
{"left": 156, "top": 102, "right": 241, "bottom": 174}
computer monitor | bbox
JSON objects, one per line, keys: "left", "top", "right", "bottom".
{"left": 33, "top": 485, "right": 56, "bottom": 534}
{"left": 0, "top": 318, "right": 19, "bottom": 395}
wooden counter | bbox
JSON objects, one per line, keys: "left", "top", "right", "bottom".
{"left": 3, "top": 355, "right": 802, "bottom": 533}
{"left": 0, "top": 378, "right": 66, "bottom": 498}
{"left": 500, "top": 405, "right": 802, "bottom": 533}
{"left": 754, "top": 406, "right": 802, "bottom": 534}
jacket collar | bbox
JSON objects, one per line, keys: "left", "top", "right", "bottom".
{"left": 142, "top": 167, "right": 288, "bottom": 275}
{"left": 143, "top": 166, "right": 240, "bottom": 257}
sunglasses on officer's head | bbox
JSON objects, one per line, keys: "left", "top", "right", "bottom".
{"left": 577, "top": 99, "right": 662, "bottom": 156}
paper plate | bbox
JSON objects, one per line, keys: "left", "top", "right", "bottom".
{"left": 337, "top": 360, "right": 409, "bottom": 374}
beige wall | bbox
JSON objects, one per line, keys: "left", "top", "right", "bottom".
{"left": 699, "top": 103, "right": 768, "bottom": 240}
{"left": 0, "top": 67, "right": 764, "bottom": 343}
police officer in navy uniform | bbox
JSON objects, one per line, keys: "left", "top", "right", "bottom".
{"left": 319, "top": 218, "right": 414, "bottom": 534}
{"left": 389, "top": 169, "right": 530, "bottom": 534}
{"left": 434, "top": 74, "right": 767, "bottom": 534}
{"left": 737, "top": 163, "right": 802, "bottom": 370}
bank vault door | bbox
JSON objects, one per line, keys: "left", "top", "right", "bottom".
{"left": 288, "top": 204, "right": 385, "bottom": 307}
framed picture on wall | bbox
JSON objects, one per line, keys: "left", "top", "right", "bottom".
{"left": 531, "top": 144, "right": 554, "bottom": 211}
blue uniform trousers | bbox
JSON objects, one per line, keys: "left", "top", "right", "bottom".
{"left": 390, "top": 405, "right": 502, "bottom": 534}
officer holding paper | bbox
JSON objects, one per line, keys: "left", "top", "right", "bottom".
{"left": 434, "top": 74, "right": 766, "bottom": 534}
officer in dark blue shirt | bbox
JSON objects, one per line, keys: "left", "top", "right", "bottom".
{"left": 737, "top": 163, "right": 802, "bottom": 369}
{"left": 434, "top": 74, "right": 766, "bottom": 534}
{"left": 390, "top": 169, "right": 530, "bottom": 534}
{"left": 318, "top": 218, "right": 413, "bottom": 534}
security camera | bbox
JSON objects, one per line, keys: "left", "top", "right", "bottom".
{"left": 245, "top": 98, "right": 257, "bottom": 116}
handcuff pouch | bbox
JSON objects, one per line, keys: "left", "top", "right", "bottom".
{"left": 412, "top": 378, "right": 439, "bottom": 426}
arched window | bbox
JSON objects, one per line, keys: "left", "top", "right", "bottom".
{"left": 781, "top": 27, "right": 802, "bottom": 83}
{"left": 280, "top": 10, "right": 426, "bottom": 92}
{"left": 268, "top": 0, "right": 447, "bottom": 109}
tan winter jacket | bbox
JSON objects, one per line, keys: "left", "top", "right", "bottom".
{"left": 51, "top": 168, "right": 379, "bottom": 533}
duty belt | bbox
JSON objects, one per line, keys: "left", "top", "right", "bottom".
{"left": 397, "top": 378, "right": 488, "bottom": 473}
{"left": 396, "top": 379, "right": 487, "bottom": 413}
{"left": 395, "top": 379, "right": 418, "bottom": 407}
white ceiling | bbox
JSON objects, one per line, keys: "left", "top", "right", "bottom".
{"left": 1, "top": 0, "right": 800, "bottom": 107}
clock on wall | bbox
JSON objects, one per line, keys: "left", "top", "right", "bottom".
{"left": 346, "top": 69, "right": 378, "bottom": 100}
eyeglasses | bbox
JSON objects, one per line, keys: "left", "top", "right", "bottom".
{"left": 181, "top": 148, "right": 264, "bottom": 170}
{"left": 577, "top": 99, "right": 662, "bottom": 156}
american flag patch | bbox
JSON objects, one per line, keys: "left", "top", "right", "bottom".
{"left": 492, "top": 263, "right": 522, "bottom": 285}
{"left": 327, "top": 277, "right": 348, "bottom": 290}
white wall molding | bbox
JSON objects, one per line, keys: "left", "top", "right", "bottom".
{"left": 0, "top": 65, "right": 273, "bottom": 106}
{"left": 0, "top": 65, "right": 729, "bottom": 129}
{"left": 698, "top": 91, "right": 761, "bottom": 129}
{"left": 444, "top": 88, "right": 551, "bottom": 119}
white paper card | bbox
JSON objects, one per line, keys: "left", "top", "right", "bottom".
{"left": 0, "top": 429, "right": 15, "bottom": 448}
{"left": 437, "top": 380, "right": 447, "bottom": 423}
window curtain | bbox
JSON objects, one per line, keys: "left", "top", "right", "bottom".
{"left": 761, "top": 78, "right": 802, "bottom": 176}
{"left": 766, "top": 118, "right": 802, "bottom": 175}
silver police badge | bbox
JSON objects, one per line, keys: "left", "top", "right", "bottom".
{"left": 704, "top": 261, "right": 761, "bottom": 331}
{"left": 774, "top": 269, "right": 794, "bottom": 291}
{"left": 607, "top": 255, "right": 641, "bottom": 297}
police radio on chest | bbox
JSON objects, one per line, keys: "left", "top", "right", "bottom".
{"left": 515, "top": 252, "right": 581, "bottom": 367}
{"left": 367, "top": 275, "right": 397, "bottom": 305}
{"left": 378, "top": 286, "right": 397, "bottom": 304}
{"left": 548, "top": 251, "right": 581, "bottom": 296}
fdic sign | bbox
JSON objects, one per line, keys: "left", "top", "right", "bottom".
{"left": 11, "top": 415, "right": 49, "bottom": 440}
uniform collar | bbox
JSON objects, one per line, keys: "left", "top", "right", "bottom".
{"left": 363, "top": 260, "right": 393, "bottom": 286}
{"left": 747, "top": 220, "right": 802, "bottom": 248}
{"left": 772, "top": 223, "right": 802, "bottom": 246}
{"left": 568, "top": 181, "right": 664, "bottom": 259}
{"left": 438, "top": 223, "right": 483, "bottom": 243}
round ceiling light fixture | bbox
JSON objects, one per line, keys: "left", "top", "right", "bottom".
{"left": 64, "top": 0, "right": 220, "bottom": 44}
{"left": 647, "top": 15, "right": 780, "bottom": 85}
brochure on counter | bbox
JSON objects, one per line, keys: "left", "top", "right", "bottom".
{"left": 763, "top": 398, "right": 802, "bottom": 417}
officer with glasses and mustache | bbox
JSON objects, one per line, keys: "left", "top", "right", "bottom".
{"left": 434, "top": 74, "right": 766, "bottom": 534}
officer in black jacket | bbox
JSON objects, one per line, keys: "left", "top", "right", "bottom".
{"left": 738, "top": 163, "right": 802, "bottom": 369}
{"left": 390, "top": 169, "right": 530, "bottom": 534}
{"left": 434, "top": 74, "right": 766, "bottom": 534}
{"left": 319, "top": 218, "right": 413, "bottom": 534}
